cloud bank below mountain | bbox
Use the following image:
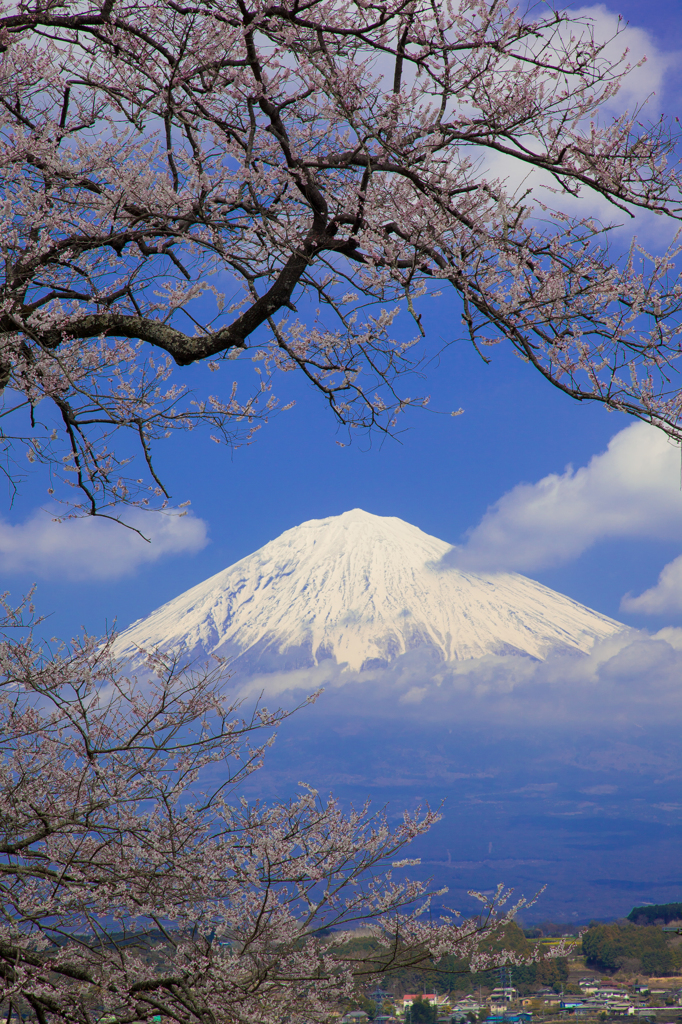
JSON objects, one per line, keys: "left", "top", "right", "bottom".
{"left": 231, "top": 625, "right": 682, "bottom": 733}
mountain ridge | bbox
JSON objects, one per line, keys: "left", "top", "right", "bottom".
{"left": 115, "top": 509, "right": 625, "bottom": 674}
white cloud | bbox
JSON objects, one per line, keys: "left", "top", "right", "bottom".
{"left": 622, "top": 556, "right": 682, "bottom": 614}
{"left": 231, "top": 627, "right": 682, "bottom": 732}
{"left": 399, "top": 685, "right": 428, "bottom": 705}
{"left": 0, "top": 507, "right": 208, "bottom": 580}
{"left": 568, "top": 5, "right": 673, "bottom": 113}
{"left": 475, "top": 5, "right": 679, "bottom": 241}
{"left": 443, "top": 421, "right": 682, "bottom": 573}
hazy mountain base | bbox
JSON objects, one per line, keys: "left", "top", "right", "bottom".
{"left": 220, "top": 645, "right": 682, "bottom": 923}
{"left": 238, "top": 717, "right": 681, "bottom": 922}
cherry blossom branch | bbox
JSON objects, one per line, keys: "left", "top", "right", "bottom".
{"left": 1, "top": 0, "right": 681, "bottom": 517}
{"left": 0, "top": 601, "right": 558, "bottom": 1024}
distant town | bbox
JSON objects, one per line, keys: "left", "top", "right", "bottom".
{"left": 333, "top": 904, "right": 682, "bottom": 1024}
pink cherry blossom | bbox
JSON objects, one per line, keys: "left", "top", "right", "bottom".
{"left": 0, "top": 593, "right": 563, "bottom": 1024}
{"left": 1, "top": 0, "right": 680, "bottom": 517}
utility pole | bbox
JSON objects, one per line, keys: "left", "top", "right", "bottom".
{"left": 370, "top": 986, "right": 390, "bottom": 1020}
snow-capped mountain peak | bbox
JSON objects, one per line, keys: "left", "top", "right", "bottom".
{"left": 115, "top": 509, "right": 625, "bottom": 673}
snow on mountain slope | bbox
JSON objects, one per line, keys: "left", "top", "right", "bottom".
{"left": 115, "top": 509, "right": 626, "bottom": 673}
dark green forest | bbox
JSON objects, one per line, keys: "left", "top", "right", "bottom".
{"left": 332, "top": 923, "right": 568, "bottom": 1004}
{"left": 582, "top": 923, "right": 682, "bottom": 975}
{"left": 409, "top": 999, "right": 439, "bottom": 1024}
{"left": 628, "top": 904, "right": 682, "bottom": 927}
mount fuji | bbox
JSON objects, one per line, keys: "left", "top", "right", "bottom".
{"left": 116, "top": 509, "right": 625, "bottom": 674}
{"left": 115, "top": 511, "right": 682, "bottom": 920}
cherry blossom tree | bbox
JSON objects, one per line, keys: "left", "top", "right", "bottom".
{"left": 0, "top": 0, "right": 681, "bottom": 519}
{"left": 0, "top": 596, "right": 555, "bottom": 1024}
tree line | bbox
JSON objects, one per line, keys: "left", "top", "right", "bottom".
{"left": 582, "top": 923, "right": 682, "bottom": 975}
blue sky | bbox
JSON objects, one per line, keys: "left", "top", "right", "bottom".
{"left": 8, "top": 309, "right": 682, "bottom": 643}
{"left": 2, "top": 1, "right": 682, "bottom": 649}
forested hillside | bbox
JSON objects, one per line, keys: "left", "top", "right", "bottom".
{"left": 582, "top": 923, "right": 682, "bottom": 975}
{"left": 628, "top": 904, "right": 682, "bottom": 926}
{"left": 332, "top": 924, "right": 569, "bottom": 999}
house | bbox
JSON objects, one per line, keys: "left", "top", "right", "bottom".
{"left": 454, "top": 997, "right": 479, "bottom": 1006}
{"left": 562, "top": 999, "right": 635, "bottom": 1017}
{"left": 485, "top": 1014, "right": 531, "bottom": 1024}
{"left": 535, "top": 989, "right": 561, "bottom": 1005}
{"left": 400, "top": 995, "right": 444, "bottom": 1011}
{"left": 452, "top": 997, "right": 483, "bottom": 1014}
{"left": 489, "top": 989, "right": 518, "bottom": 1003}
